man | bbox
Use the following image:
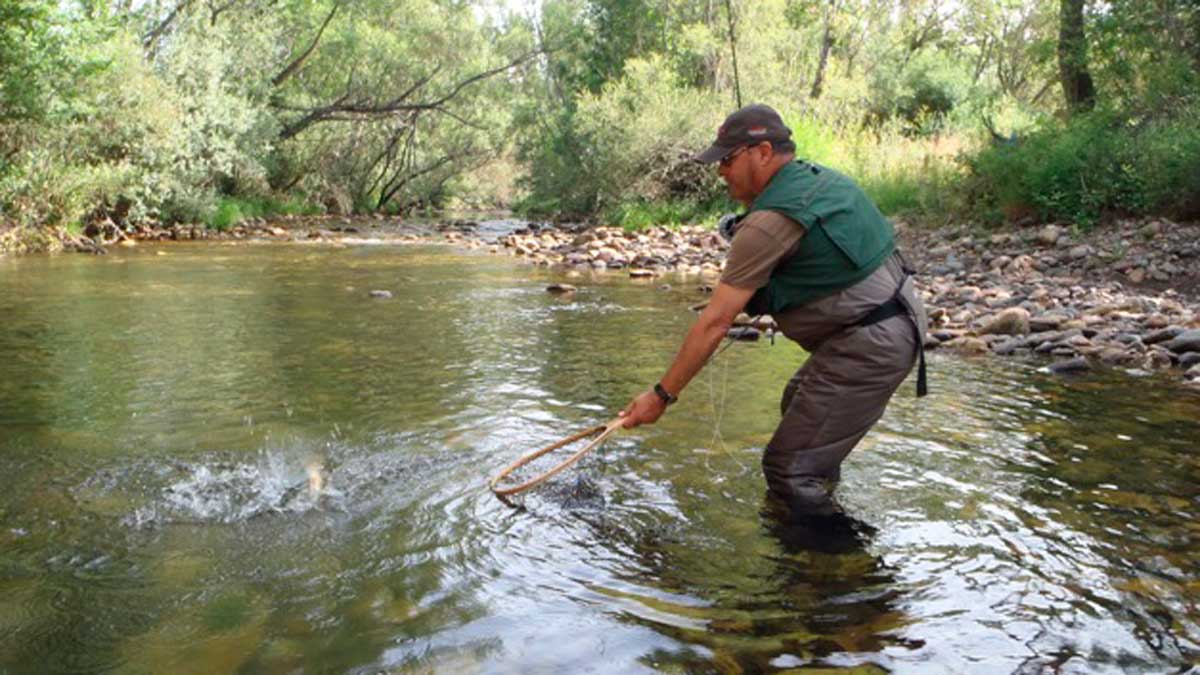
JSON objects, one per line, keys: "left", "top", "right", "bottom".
{"left": 619, "top": 103, "right": 927, "bottom": 516}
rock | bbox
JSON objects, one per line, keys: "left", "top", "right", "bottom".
{"left": 628, "top": 269, "right": 657, "bottom": 278}
{"left": 546, "top": 283, "right": 577, "bottom": 294}
{"left": 1143, "top": 314, "right": 1170, "bottom": 329}
{"left": 1187, "top": 364, "right": 1200, "bottom": 381}
{"left": 1069, "top": 244, "right": 1091, "bottom": 260}
{"left": 1038, "top": 225, "right": 1063, "bottom": 246}
{"left": 1048, "top": 357, "right": 1091, "bottom": 374}
{"left": 1098, "top": 348, "right": 1135, "bottom": 365}
{"left": 1007, "top": 255, "right": 1035, "bottom": 274}
{"left": 1029, "top": 313, "right": 1069, "bottom": 332}
{"left": 923, "top": 335, "right": 942, "bottom": 349}
{"left": 979, "top": 307, "right": 1031, "bottom": 335}
{"left": 943, "top": 336, "right": 990, "bottom": 354}
{"left": 368, "top": 290, "right": 392, "bottom": 299}
{"left": 1179, "top": 352, "right": 1200, "bottom": 369}
{"left": 1165, "top": 329, "right": 1200, "bottom": 354}
{"left": 1126, "top": 268, "right": 1146, "bottom": 283}
{"left": 992, "top": 338, "right": 1024, "bottom": 355}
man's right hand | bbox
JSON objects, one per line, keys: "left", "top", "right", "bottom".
{"left": 619, "top": 389, "right": 667, "bottom": 428}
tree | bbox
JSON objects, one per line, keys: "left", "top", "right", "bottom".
{"left": 1057, "top": 0, "right": 1095, "bottom": 112}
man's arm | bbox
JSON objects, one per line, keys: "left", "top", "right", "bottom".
{"left": 619, "top": 281, "right": 756, "bottom": 428}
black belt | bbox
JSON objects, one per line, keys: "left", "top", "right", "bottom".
{"left": 855, "top": 282, "right": 928, "bottom": 398}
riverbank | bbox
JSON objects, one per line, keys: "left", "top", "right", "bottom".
{"left": 489, "top": 217, "right": 1200, "bottom": 387}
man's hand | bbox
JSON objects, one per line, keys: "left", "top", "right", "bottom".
{"left": 619, "top": 389, "right": 667, "bottom": 429}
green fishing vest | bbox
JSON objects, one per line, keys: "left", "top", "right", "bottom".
{"left": 746, "top": 161, "right": 895, "bottom": 314}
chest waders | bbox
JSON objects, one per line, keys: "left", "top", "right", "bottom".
{"left": 848, "top": 254, "right": 928, "bottom": 397}
{"left": 745, "top": 160, "right": 927, "bottom": 397}
{"left": 745, "top": 161, "right": 929, "bottom": 516}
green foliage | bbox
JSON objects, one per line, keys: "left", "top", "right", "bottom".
{"left": 964, "top": 104, "right": 1200, "bottom": 226}
{"left": 207, "top": 196, "right": 317, "bottom": 230}
{"left": 3, "top": 0, "right": 1198, "bottom": 237}
{"left": 605, "top": 198, "right": 727, "bottom": 230}
{"left": 0, "top": 0, "right": 60, "bottom": 124}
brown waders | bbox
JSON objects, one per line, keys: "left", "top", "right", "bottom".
{"left": 762, "top": 252, "right": 926, "bottom": 515}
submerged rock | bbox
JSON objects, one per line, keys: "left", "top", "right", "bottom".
{"left": 546, "top": 283, "right": 577, "bottom": 294}
{"left": 368, "top": 290, "right": 392, "bottom": 299}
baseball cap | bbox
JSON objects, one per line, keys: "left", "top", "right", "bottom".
{"left": 695, "top": 103, "right": 793, "bottom": 164}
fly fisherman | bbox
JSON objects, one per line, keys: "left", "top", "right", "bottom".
{"left": 619, "top": 103, "right": 927, "bottom": 517}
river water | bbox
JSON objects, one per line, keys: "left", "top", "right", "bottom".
{"left": 0, "top": 241, "right": 1197, "bottom": 674}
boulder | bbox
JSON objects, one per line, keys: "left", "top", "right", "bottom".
{"left": 546, "top": 283, "right": 577, "bottom": 294}
{"left": 1165, "top": 329, "right": 1200, "bottom": 354}
{"left": 979, "top": 307, "right": 1031, "bottom": 335}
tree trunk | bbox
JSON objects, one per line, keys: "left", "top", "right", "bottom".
{"left": 1057, "top": 0, "right": 1095, "bottom": 113}
{"left": 810, "top": 0, "right": 836, "bottom": 99}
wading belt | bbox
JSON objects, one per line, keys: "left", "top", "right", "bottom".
{"left": 853, "top": 260, "right": 928, "bottom": 397}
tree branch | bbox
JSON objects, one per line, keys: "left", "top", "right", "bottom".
{"left": 274, "top": 48, "right": 541, "bottom": 141}
{"left": 271, "top": 3, "right": 340, "bottom": 88}
{"left": 142, "top": 0, "right": 193, "bottom": 55}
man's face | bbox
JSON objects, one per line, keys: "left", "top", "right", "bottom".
{"left": 718, "top": 143, "right": 767, "bottom": 205}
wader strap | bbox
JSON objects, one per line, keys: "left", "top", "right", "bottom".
{"left": 854, "top": 279, "right": 929, "bottom": 398}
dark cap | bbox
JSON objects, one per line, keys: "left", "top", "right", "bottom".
{"left": 695, "top": 104, "right": 792, "bottom": 164}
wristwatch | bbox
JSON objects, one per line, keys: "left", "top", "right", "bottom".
{"left": 653, "top": 382, "right": 678, "bottom": 406}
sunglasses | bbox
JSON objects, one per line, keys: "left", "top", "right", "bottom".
{"left": 719, "top": 143, "right": 761, "bottom": 168}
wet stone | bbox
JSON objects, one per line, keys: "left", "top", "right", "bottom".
{"left": 1178, "top": 352, "right": 1200, "bottom": 369}
{"left": 368, "top": 290, "right": 392, "bottom": 299}
{"left": 1048, "top": 357, "right": 1091, "bottom": 374}
{"left": 1165, "top": 329, "right": 1200, "bottom": 354}
{"left": 546, "top": 283, "right": 577, "bottom": 294}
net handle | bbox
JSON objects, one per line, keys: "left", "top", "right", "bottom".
{"left": 488, "top": 417, "right": 624, "bottom": 497}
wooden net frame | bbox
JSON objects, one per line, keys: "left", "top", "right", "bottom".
{"left": 489, "top": 417, "right": 624, "bottom": 498}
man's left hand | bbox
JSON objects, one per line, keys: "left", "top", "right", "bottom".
{"left": 619, "top": 390, "right": 667, "bottom": 428}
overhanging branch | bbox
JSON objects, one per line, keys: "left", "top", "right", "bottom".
{"left": 273, "top": 48, "right": 541, "bottom": 141}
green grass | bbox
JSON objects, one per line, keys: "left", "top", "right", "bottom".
{"left": 206, "top": 196, "right": 319, "bottom": 230}
{"left": 604, "top": 198, "right": 728, "bottom": 231}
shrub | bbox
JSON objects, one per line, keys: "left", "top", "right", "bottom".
{"left": 962, "top": 104, "right": 1200, "bottom": 226}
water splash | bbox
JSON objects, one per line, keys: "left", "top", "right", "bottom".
{"left": 122, "top": 452, "right": 340, "bottom": 528}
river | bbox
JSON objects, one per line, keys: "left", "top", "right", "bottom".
{"left": 0, "top": 241, "right": 1197, "bottom": 673}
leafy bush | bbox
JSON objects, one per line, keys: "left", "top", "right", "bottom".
{"left": 963, "top": 104, "right": 1200, "bottom": 226}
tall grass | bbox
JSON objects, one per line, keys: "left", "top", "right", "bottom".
{"left": 786, "top": 114, "right": 969, "bottom": 222}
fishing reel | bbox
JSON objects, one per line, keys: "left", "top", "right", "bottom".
{"left": 717, "top": 213, "right": 744, "bottom": 242}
